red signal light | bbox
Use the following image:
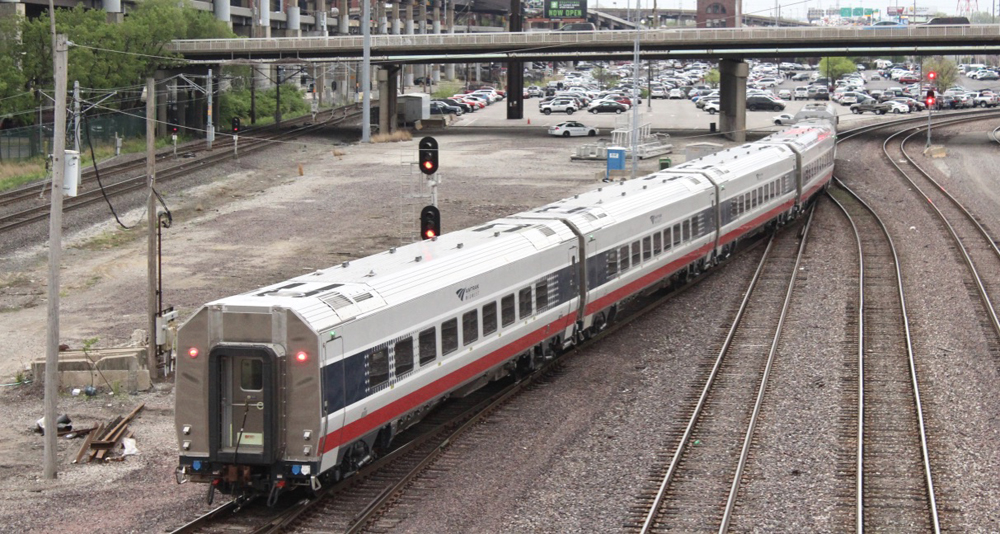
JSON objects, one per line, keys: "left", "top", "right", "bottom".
{"left": 188, "top": 347, "right": 199, "bottom": 358}
{"left": 424, "top": 229, "right": 436, "bottom": 239}
{"left": 928, "top": 71, "right": 936, "bottom": 81}
{"left": 926, "top": 96, "right": 936, "bottom": 107}
{"left": 295, "top": 351, "right": 308, "bottom": 363}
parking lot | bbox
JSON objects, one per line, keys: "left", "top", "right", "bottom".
{"left": 440, "top": 69, "right": 1000, "bottom": 135}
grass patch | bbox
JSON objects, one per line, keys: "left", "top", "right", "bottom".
{"left": 0, "top": 159, "right": 47, "bottom": 192}
{"left": 432, "top": 81, "right": 465, "bottom": 99}
{"left": 74, "top": 227, "right": 139, "bottom": 251}
{"left": 371, "top": 130, "right": 413, "bottom": 143}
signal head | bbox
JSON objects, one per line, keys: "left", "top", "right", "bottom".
{"left": 418, "top": 136, "right": 439, "bottom": 175}
{"left": 419, "top": 205, "right": 441, "bottom": 241}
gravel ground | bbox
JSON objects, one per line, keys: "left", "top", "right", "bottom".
{"left": 728, "top": 198, "right": 857, "bottom": 533}
{"left": 1, "top": 113, "right": 998, "bottom": 532}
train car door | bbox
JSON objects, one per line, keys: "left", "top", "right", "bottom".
{"left": 319, "top": 337, "right": 346, "bottom": 472}
{"left": 210, "top": 346, "right": 278, "bottom": 464}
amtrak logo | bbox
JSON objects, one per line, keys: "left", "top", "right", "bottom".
{"left": 456, "top": 284, "right": 480, "bottom": 301}
{"left": 650, "top": 214, "right": 662, "bottom": 224}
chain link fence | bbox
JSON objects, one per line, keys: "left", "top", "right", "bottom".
{"left": 0, "top": 107, "right": 147, "bottom": 161}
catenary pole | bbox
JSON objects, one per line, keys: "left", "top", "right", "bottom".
{"left": 147, "top": 77, "right": 158, "bottom": 374}
{"left": 362, "top": 0, "right": 372, "bottom": 142}
{"left": 43, "top": 33, "right": 69, "bottom": 480}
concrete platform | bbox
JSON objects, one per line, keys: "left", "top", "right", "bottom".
{"left": 32, "top": 348, "right": 151, "bottom": 393}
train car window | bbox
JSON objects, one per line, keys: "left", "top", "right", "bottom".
{"left": 463, "top": 310, "right": 479, "bottom": 346}
{"left": 643, "top": 236, "right": 652, "bottom": 260}
{"left": 683, "top": 220, "right": 691, "bottom": 241}
{"left": 607, "top": 248, "right": 619, "bottom": 276}
{"left": 519, "top": 287, "right": 533, "bottom": 318}
{"left": 664, "top": 229, "right": 672, "bottom": 250}
{"left": 483, "top": 302, "right": 498, "bottom": 336}
{"left": 751, "top": 189, "right": 757, "bottom": 208}
{"left": 442, "top": 318, "right": 459, "bottom": 355}
{"left": 394, "top": 338, "right": 414, "bottom": 376}
{"left": 653, "top": 233, "right": 662, "bottom": 255}
{"left": 368, "top": 348, "right": 389, "bottom": 388}
{"left": 673, "top": 224, "right": 682, "bottom": 246}
{"left": 240, "top": 359, "right": 263, "bottom": 391}
{"left": 501, "top": 294, "right": 516, "bottom": 326}
{"left": 619, "top": 245, "right": 630, "bottom": 271}
{"left": 631, "top": 241, "right": 640, "bottom": 266}
{"left": 536, "top": 280, "right": 549, "bottom": 310}
{"left": 419, "top": 327, "right": 436, "bottom": 365}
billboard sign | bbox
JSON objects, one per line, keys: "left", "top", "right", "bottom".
{"left": 545, "top": 0, "right": 586, "bottom": 19}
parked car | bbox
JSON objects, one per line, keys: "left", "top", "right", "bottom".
{"left": 884, "top": 100, "right": 910, "bottom": 113}
{"left": 703, "top": 101, "right": 721, "bottom": 114}
{"left": 548, "top": 121, "right": 599, "bottom": 137}
{"left": 808, "top": 86, "right": 830, "bottom": 100}
{"left": 588, "top": 101, "right": 628, "bottom": 114}
{"left": 668, "top": 88, "right": 685, "bottom": 99}
{"left": 793, "top": 86, "right": 810, "bottom": 100}
{"left": 777, "top": 89, "right": 793, "bottom": 100}
{"left": 746, "top": 94, "right": 785, "bottom": 111}
{"left": 429, "top": 100, "right": 462, "bottom": 115}
{"left": 541, "top": 98, "right": 578, "bottom": 115}
{"left": 849, "top": 100, "right": 890, "bottom": 114}
{"left": 893, "top": 97, "right": 925, "bottom": 111}
{"left": 436, "top": 98, "right": 472, "bottom": 113}
{"left": 773, "top": 113, "right": 796, "bottom": 125}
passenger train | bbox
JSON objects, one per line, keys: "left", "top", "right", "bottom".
{"left": 174, "top": 118, "right": 837, "bottom": 502}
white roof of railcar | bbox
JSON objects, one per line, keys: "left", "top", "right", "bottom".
{"left": 758, "top": 123, "right": 835, "bottom": 152}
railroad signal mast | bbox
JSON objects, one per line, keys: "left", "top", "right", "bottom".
{"left": 926, "top": 71, "right": 936, "bottom": 147}
{"left": 417, "top": 137, "right": 442, "bottom": 238}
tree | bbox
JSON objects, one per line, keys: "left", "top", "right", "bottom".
{"left": 16, "top": 0, "right": 234, "bottom": 117}
{"left": 0, "top": 16, "right": 33, "bottom": 125}
{"left": 969, "top": 11, "right": 995, "bottom": 23}
{"left": 922, "top": 56, "right": 959, "bottom": 91}
{"left": 818, "top": 57, "right": 858, "bottom": 83}
{"left": 704, "top": 69, "right": 720, "bottom": 87}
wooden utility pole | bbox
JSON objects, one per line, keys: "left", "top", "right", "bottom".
{"left": 43, "top": 33, "right": 69, "bottom": 481}
{"left": 146, "top": 77, "right": 158, "bottom": 375}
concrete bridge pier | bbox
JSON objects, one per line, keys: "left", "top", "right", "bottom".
{"left": 719, "top": 59, "right": 748, "bottom": 143}
{"left": 338, "top": 0, "right": 349, "bottom": 34}
{"left": 445, "top": 0, "right": 455, "bottom": 81}
{"left": 404, "top": 1, "right": 415, "bottom": 86}
{"left": 417, "top": 1, "right": 428, "bottom": 81}
{"left": 392, "top": 2, "right": 401, "bottom": 34}
{"left": 432, "top": 2, "right": 442, "bottom": 83}
{"left": 378, "top": 65, "right": 400, "bottom": 134}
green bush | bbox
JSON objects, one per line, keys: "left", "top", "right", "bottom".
{"left": 220, "top": 83, "right": 310, "bottom": 127}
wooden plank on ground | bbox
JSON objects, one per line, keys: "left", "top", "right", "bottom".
{"left": 73, "top": 424, "right": 101, "bottom": 464}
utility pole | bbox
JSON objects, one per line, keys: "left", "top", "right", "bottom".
{"left": 73, "top": 81, "right": 80, "bottom": 152}
{"left": 362, "top": 0, "right": 372, "bottom": 142}
{"left": 146, "top": 77, "right": 158, "bottom": 375}
{"left": 275, "top": 66, "right": 283, "bottom": 126}
{"left": 250, "top": 67, "right": 257, "bottom": 125}
{"left": 43, "top": 33, "right": 69, "bottom": 481}
{"left": 630, "top": 0, "right": 640, "bottom": 180}
{"left": 206, "top": 68, "right": 214, "bottom": 150}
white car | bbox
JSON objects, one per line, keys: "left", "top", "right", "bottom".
{"left": 548, "top": 121, "right": 599, "bottom": 137}
{"left": 541, "top": 98, "right": 578, "bottom": 115}
{"left": 777, "top": 89, "right": 792, "bottom": 100}
{"left": 884, "top": 101, "right": 910, "bottom": 113}
{"left": 773, "top": 113, "right": 796, "bottom": 125}
{"left": 793, "top": 86, "right": 810, "bottom": 100}
{"left": 668, "top": 88, "right": 685, "bottom": 99}
{"left": 703, "top": 101, "right": 721, "bottom": 114}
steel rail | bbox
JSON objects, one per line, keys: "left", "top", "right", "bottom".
{"left": 896, "top": 125, "right": 1000, "bottom": 339}
{"left": 824, "top": 183, "right": 867, "bottom": 534}
{"left": 637, "top": 232, "right": 777, "bottom": 534}
{"left": 833, "top": 173, "right": 942, "bottom": 534}
{"left": 717, "top": 206, "right": 816, "bottom": 533}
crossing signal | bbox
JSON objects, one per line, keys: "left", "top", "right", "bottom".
{"left": 232, "top": 116, "right": 241, "bottom": 133}
{"left": 420, "top": 205, "right": 441, "bottom": 240}
{"left": 418, "top": 136, "right": 438, "bottom": 175}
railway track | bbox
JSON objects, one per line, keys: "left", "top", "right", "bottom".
{"left": 828, "top": 181, "right": 940, "bottom": 532}
{"left": 0, "top": 105, "right": 361, "bottom": 234}
{"left": 626, "top": 210, "right": 815, "bottom": 533}
{"left": 885, "top": 119, "right": 1000, "bottom": 340}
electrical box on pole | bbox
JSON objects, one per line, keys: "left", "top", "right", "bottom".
{"left": 62, "top": 150, "right": 80, "bottom": 197}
